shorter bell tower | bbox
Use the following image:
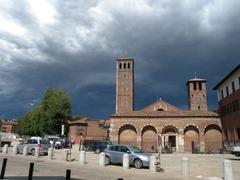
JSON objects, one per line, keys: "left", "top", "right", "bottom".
{"left": 187, "top": 77, "right": 208, "bottom": 111}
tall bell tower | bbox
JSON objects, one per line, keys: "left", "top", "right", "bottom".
{"left": 116, "top": 58, "right": 134, "bottom": 114}
{"left": 187, "top": 77, "right": 208, "bottom": 111}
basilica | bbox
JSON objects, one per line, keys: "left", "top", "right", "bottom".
{"left": 109, "top": 58, "right": 222, "bottom": 153}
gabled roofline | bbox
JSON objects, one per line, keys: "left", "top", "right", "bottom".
{"left": 213, "top": 64, "right": 240, "bottom": 90}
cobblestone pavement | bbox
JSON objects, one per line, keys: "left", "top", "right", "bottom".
{"left": 0, "top": 145, "right": 240, "bottom": 180}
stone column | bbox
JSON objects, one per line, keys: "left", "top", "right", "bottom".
{"left": 178, "top": 129, "right": 184, "bottom": 153}
{"left": 110, "top": 129, "right": 118, "bottom": 145}
{"left": 3, "top": 144, "right": 8, "bottom": 154}
{"left": 35, "top": 147, "right": 40, "bottom": 158}
{"left": 23, "top": 146, "right": 28, "bottom": 156}
{"left": 136, "top": 131, "right": 142, "bottom": 149}
{"left": 199, "top": 130, "right": 205, "bottom": 153}
{"left": 149, "top": 156, "right": 157, "bottom": 172}
{"left": 181, "top": 157, "right": 190, "bottom": 176}
{"left": 79, "top": 150, "right": 86, "bottom": 165}
{"left": 13, "top": 145, "right": 18, "bottom": 155}
{"left": 224, "top": 159, "right": 233, "bottom": 180}
{"left": 99, "top": 152, "right": 105, "bottom": 167}
{"left": 48, "top": 147, "right": 53, "bottom": 160}
{"left": 176, "top": 134, "right": 179, "bottom": 152}
{"left": 123, "top": 153, "right": 129, "bottom": 169}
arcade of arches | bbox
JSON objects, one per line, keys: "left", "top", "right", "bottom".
{"left": 113, "top": 122, "right": 223, "bottom": 153}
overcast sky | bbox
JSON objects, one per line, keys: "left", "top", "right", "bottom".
{"left": 0, "top": 0, "right": 239, "bottom": 120}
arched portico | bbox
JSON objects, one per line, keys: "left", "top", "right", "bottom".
{"left": 184, "top": 125, "right": 200, "bottom": 152}
{"left": 141, "top": 125, "right": 157, "bottom": 152}
{"left": 204, "top": 124, "right": 223, "bottom": 153}
{"left": 162, "top": 125, "right": 179, "bottom": 152}
{"left": 118, "top": 124, "right": 137, "bottom": 146}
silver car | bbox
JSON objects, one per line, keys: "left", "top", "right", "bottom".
{"left": 17, "top": 138, "right": 51, "bottom": 155}
{"left": 104, "top": 145, "right": 150, "bottom": 168}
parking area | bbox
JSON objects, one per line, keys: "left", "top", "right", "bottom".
{"left": 1, "top": 145, "right": 240, "bottom": 180}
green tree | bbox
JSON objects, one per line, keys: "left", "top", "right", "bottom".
{"left": 41, "top": 88, "right": 71, "bottom": 135}
{"left": 17, "top": 88, "right": 72, "bottom": 136}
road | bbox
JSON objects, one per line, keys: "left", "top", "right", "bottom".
{"left": 0, "top": 149, "right": 240, "bottom": 180}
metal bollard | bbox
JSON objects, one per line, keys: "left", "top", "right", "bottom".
{"left": 99, "top": 152, "right": 106, "bottom": 167}
{"left": 0, "top": 158, "right": 7, "bottom": 179}
{"left": 66, "top": 169, "right": 71, "bottom": 180}
{"left": 79, "top": 151, "right": 86, "bottom": 165}
{"left": 28, "top": 162, "right": 34, "bottom": 180}
{"left": 149, "top": 156, "right": 157, "bottom": 172}
{"left": 23, "top": 146, "right": 28, "bottom": 156}
{"left": 181, "top": 157, "right": 189, "bottom": 176}
{"left": 48, "top": 147, "right": 53, "bottom": 160}
{"left": 35, "top": 147, "right": 40, "bottom": 158}
{"left": 13, "top": 145, "right": 18, "bottom": 155}
{"left": 123, "top": 153, "right": 129, "bottom": 169}
{"left": 3, "top": 144, "right": 8, "bottom": 154}
{"left": 224, "top": 159, "right": 233, "bottom": 180}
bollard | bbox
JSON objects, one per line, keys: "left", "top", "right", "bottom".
{"left": 79, "top": 151, "right": 86, "bottom": 165}
{"left": 13, "top": 145, "right": 18, "bottom": 155}
{"left": 181, "top": 157, "right": 189, "bottom": 176}
{"left": 66, "top": 169, "right": 71, "bottom": 180}
{"left": 28, "top": 162, "right": 34, "bottom": 180}
{"left": 123, "top": 153, "right": 129, "bottom": 169}
{"left": 3, "top": 144, "right": 8, "bottom": 154}
{"left": 23, "top": 146, "right": 28, "bottom": 156}
{"left": 35, "top": 147, "right": 40, "bottom": 158}
{"left": 149, "top": 156, "right": 157, "bottom": 172}
{"left": 99, "top": 152, "right": 106, "bottom": 167}
{"left": 0, "top": 158, "right": 7, "bottom": 179}
{"left": 224, "top": 159, "right": 233, "bottom": 180}
{"left": 48, "top": 147, "right": 53, "bottom": 160}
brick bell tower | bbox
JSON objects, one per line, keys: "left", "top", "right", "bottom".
{"left": 187, "top": 77, "right": 208, "bottom": 111}
{"left": 116, "top": 58, "right": 134, "bottom": 114}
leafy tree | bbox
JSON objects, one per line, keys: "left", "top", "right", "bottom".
{"left": 17, "top": 88, "right": 72, "bottom": 136}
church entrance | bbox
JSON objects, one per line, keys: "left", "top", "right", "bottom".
{"left": 162, "top": 125, "right": 179, "bottom": 152}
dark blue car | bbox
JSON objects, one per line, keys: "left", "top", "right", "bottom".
{"left": 92, "top": 141, "right": 112, "bottom": 153}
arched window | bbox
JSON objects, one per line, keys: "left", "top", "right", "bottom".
{"left": 119, "top": 63, "right": 122, "bottom": 69}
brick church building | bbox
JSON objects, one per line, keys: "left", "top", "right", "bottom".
{"left": 109, "top": 58, "right": 223, "bottom": 153}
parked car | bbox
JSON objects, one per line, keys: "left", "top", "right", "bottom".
{"left": 47, "top": 137, "right": 63, "bottom": 149}
{"left": 92, "top": 140, "right": 112, "bottom": 153}
{"left": 16, "top": 137, "right": 51, "bottom": 155}
{"left": 104, "top": 145, "right": 150, "bottom": 169}
{"left": 230, "top": 146, "right": 240, "bottom": 156}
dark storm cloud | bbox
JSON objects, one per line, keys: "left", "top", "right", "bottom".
{"left": 0, "top": 0, "right": 240, "bottom": 119}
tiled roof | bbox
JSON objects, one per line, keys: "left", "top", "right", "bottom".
{"left": 111, "top": 110, "right": 219, "bottom": 118}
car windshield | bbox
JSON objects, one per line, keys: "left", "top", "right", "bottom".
{"left": 130, "top": 146, "right": 144, "bottom": 153}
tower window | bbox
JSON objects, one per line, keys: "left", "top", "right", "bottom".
{"left": 199, "top": 82, "right": 202, "bottom": 90}
{"left": 232, "top": 81, "right": 235, "bottom": 92}
{"left": 128, "top": 63, "right": 130, "bottom": 69}
{"left": 221, "top": 90, "right": 224, "bottom": 99}
{"left": 198, "top": 106, "right": 200, "bottom": 110}
{"left": 119, "top": 63, "right": 122, "bottom": 69}
{"left": 226, "top": 86, "right": 229, "bottom": 96}
{"left": 193, "top": 82, "right": 197, "bottom": 90}
{"left": 123, "top": 63, "right": 126, "bottom": 69}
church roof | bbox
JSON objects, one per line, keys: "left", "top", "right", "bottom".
{"left": 111, "top": 110, "right": 219, "bottom": 118}
{"left": 140, "top": 99, "right": 182, "bottom": 112}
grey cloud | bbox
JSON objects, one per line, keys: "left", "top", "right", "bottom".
{"left": 0, "top": 0, "right": 240, "bottom": 119}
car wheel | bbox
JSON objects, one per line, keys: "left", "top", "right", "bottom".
{"left": 105, "top": 156, "right": 111, "bottom": 165}
{"left": 31, "top": 149, "right": 35, "bottom": 156}
{"left": 134, "top": 159, "right": 143, "bottom": 169}
{"left": 95, "top": 149, "right": 100, "bottom": 154}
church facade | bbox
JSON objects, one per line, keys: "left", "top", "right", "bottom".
{"left": 109, "top": 58, "right": 222, "bottom": 153}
